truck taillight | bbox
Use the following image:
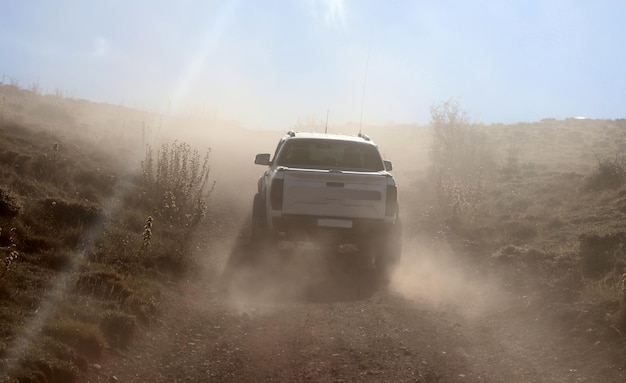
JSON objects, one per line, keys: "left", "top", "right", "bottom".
{"left": 271, "top": 178, "right": 284, "bottom": 209}
{"left": 385, "top": 184, "right": 398, "bottom": 216}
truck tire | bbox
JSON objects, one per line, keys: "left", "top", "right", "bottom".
{"left": 374, "top": 217, "right": 402, "bottom": 281}
{"left": 251, "top": 193, "right": 267, "bottom": 243}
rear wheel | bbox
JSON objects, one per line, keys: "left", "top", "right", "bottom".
{"left": 250, "top": 193, "right": 279, "bottom": 265}
{"left": 251, "top": 193, "right": 268, "bottom": 243}
{"left": 374, "top": 218, "right": 403, "bottom": 282}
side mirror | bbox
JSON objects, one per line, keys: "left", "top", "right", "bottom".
{"left": 383, "top": 160, "right": 393, "bottom": 171}
{"left": 255, "top": 153, "right": 271, "bottom": 166}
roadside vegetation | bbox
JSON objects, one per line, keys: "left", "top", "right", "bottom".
{"left": 0, "top": 83, "right": 213, "bottom": 382}
{"left": 419, "top": 99, "right": 626, "bottom": 364}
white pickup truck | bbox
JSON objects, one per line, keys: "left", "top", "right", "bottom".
{"left": 252, "top": 131, "right": 401, "bottom": 272}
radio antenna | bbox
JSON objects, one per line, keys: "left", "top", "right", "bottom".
{"left": 325, "top": 109, "right": 329, "bottom": 133}
{"left": 359, "top": 28, "right": 373, "bottom": 135}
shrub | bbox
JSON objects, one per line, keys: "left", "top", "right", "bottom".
{"left": 0, "top": 227, "right": 19, "bottom": 279}
{"left": 73, "top": 169, "right": 116, "bottom": 199}
{"left": 74, "top": 270, "right": 132, "bottom": 301}
{"left": 500, "top": 141, "right": 521, "bottom": 176}
{"left": 20, "top": 355, "right": 80, "bottom": 383}
{"left": 38, "top": 198, "right": 103, "bottom": 228}
{"left": 100, "top": 310, "right": 136, "bottom": 348}
{"left": 434, "top": 170, "right": 484, "bottom": 224}
{"left": 136, "top": 142, "right": 215, "bottom": 275}
{"left": 579, "top": 232, "right": 626, "bottom": 278}
{"left": 29, "top": 152, "right": 72, "bottom": 185}
{"left": 0, "top": 187, "right": 21, "bottom": 217}
{"left": 140, "top": 141, "right": 214, "bottom": 226}
{"left": 585, "top": 153, "right": 625, "bottom": 191}
{"left": 504, "top": 220, "right": 539, "bottom": 242}
{"left": 43, "top": 318, "right": 107, "bottom": 359}
{"left": 40, "top": 250, "right": 75, "bottom": 271}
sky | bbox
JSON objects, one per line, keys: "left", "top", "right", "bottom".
{"left": 1, "top": 0, "right": 625, "bottom": 130}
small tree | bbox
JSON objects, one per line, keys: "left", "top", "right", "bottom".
{"left": 429, "top": 99, "right": 492, "bottom": 224}
{"left": 430, "top": 98, "right": 471, "bottom": 175}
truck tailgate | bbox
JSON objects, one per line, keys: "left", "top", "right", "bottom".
{"left": 281, "top": 170, "right": 387, "bottom": 219}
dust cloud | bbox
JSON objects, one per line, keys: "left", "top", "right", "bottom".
{"left": 188, "top": 122, "right": 504, "bottom": 325}
{"left": 176, "top": 121, "right": 488, "bottom": 316}
{"left": 390, "top": 235, "right": 504, "bottom": 320}
{"left": 57, "top": 107, "right": 501, "bottom": 321}
{"left": 134, "top": 115, "right": 505, "bottom": 323}
{"left": 219, "top": 238, "right": 382, "bottom": 311}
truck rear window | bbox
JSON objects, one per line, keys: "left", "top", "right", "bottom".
{"left": 275, "top": 139, "right": 384, "bottom": 171}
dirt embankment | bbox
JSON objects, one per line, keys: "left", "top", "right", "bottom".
{"left": 88, "top": 198, "right": 625, "bottom": 383}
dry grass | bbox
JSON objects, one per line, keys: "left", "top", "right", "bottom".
{"left": 0, "top": 84, "right": 212, "bottom": 382}
{"left": 423, "top": 115, "right": 626, "bottom": 334}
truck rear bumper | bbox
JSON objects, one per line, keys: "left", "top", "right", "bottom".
{"left": 271, "top": 214, "right": 395, "bottom": 243}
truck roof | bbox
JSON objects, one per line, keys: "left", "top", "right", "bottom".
{"left": 283, "top": 131, "right": 377, "bottom": 145}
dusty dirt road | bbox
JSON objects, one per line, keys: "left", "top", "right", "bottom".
{"left": 87, "top": 200, "right": 625, "bottom": 383}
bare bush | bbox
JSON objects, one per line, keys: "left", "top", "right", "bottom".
{"left": 429, "top": 99, "right": 493, "bottom": 224}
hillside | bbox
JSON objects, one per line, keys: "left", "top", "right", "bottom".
{"left": 0, "top": 84, "right": 217, "bottom": 382}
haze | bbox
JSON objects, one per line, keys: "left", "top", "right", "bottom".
{"left": 1, "top": 0, "right": 625, "bottom": 130}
